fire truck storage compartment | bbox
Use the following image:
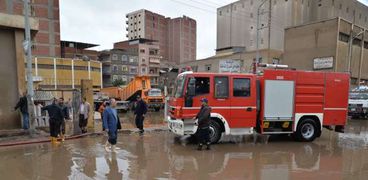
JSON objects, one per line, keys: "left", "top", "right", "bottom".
{"left": 264, "top": 80, "right": 295, "bottom": 120}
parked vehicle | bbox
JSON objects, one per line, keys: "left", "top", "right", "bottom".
{"left": 348, "top": 92, "right": 368, "bottom": 119}
{"left": 116, "top": 101, "right": 130, "bottom": 113}
{"left": 166, "top": 69, "right": 350, "bottom": 143}
{"left": 100, "top": 76, "right": 164, "bottom": 112}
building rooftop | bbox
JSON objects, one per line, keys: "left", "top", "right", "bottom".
{"left": 61, "top": 40, "right": 99, "bottom": 49}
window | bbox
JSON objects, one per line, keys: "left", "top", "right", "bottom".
{"left": 122, "top": 55, "right": 128, "bottom": 62}
{"left": 339, "top": 4, "right": 342, "bottom": 10}
{"left": 112, "top": 54, "right": 118, "bottom": 60}
{"left": 218, "top": 10, "right": 222, "bottom": 16}
{"left": 142, "top": 58, "right": 146, "bottom": 63}
{"left": 205, "top": 64, "right": 211, "bottom": 71}
{"left": 346, "top": 7, "right": 349, "bottom": 13}
{"left": 122, "top": 65, "right": 128, "bottom": 72}
{"left": 233, "top": 78, "right": 250, "bottom": 97}
{"left": 215, "top": 77, "right": 229, "bottom": 98}
{"left": 130, "top": 57, "right": 138, "bottom": 63}
{"left": 130, "top": 67, "right": 138, "bottom": 74}
{"left": 140, "top": 49, "right": 145, "bottom": 53}
{"left": 191, "top": 77, "right": 210, "bottom": 96}
{"left": 141, "top": 67, "right": 147, "bottom": 74}
{"left": 121, "top": 75, "right": 127, "bottom": 82}
{"left": 339, "top": 32, "right": 349, "bottom": 43}
{"left": 113, "top": 65, "right": 118, "bottom": 73}
{"left": 112, "top": 75, "right": 119, "bottom": 81}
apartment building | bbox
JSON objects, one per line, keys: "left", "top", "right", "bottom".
{"left": 99, "top": 49, "right": 139, "bottom": 87}
{"left": 126, "top": 9, "right": 196, "bottom": 64}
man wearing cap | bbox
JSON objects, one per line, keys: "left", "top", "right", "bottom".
{"left": 193, "top": 98, "right": 212, "bottom": 150}
{"left": 134, "top": 95, "right": 147, "bottom": 134}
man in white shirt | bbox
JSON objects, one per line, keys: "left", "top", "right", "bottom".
{"left": 78, "top": 97, "right": 90, "bottom": 133}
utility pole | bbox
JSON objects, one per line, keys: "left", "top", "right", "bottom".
{"left": 255, "top": 0, "right": 269, "bottom": 74}
{"left": 23, "top": 0, "right": 36, "bottom": 131}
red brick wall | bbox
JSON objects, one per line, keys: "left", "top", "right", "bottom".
{"left": 12, "top": 1, "right": 23, "bottom": 15}
{"left": 34, "top": 32, "right": 49, "bottom": 44}
{"left": 0, "top": 0, "right": 6, "bottom": 12}
{"left": 39, "top": 19, "right": 49, "bottom": 31}
{"left": 0, "top": 0, "right": 61, "bottom": 57}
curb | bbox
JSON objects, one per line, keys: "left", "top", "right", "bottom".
{"left": 0, "top": 126, "right": 169, "bottom": 147}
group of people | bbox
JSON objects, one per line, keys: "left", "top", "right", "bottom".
{"left": 15, "top": 92, "right": 212, "bottom": 151}
{"left": 14, "top": 94, "right": 91, "bottom": 144}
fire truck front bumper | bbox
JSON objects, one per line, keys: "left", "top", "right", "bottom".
{"left": 167, "top": 116, "right": 197, "bottom": 136}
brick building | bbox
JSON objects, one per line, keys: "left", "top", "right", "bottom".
{"left": 126, "top": 9, "right": 196, "bottom": 64}
{"left": 0, "top": 0, "right": 60, "bottom": 57}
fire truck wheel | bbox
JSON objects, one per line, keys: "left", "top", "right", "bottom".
{"left": 295, "top": 119, "right": 318, "bottom": 142}
{"left": 209, "top": 120, "right": 222, "bottom": 144}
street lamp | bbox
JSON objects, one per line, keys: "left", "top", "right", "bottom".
{"left": 255, "top": 0, "right": 269, "bottom": 74}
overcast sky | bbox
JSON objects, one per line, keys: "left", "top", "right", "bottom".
{"left": 60, "top": 0, "right": 368, "bottom": 60}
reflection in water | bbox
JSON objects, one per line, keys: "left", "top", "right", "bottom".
{"left": 1, "top": 120, "right": 368, "bottom": 179}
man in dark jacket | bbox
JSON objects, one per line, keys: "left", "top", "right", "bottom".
{"left": 193, "top": 98, "right": 212, "bottom": 151}
{"left": 58, "top": 98, "right": 69, "bottom": 142}
{"left": 14, "top": 92, "right": 29, "bottom": 130}
{"left": 42, "top": 98, "right": 64, "bottom": 144}
{"left": 134, "top": 96, "right": 147, "bottom": 134}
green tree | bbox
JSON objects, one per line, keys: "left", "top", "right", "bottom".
{"left": 112, "top": 79, "right": 126, "bottom": 87}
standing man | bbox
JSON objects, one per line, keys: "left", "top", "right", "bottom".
{"left": 58, "top": 98, "right": 69, "bottom": 142}
{"left": 99, "top": 101, "right": 107, "bottom": 131}
{"left": 193, "top": 98, "right": 212, "bottom": 151}
{"left": 78, "top": 97, "right": 90, "bottom": 133}
{"left": 42, "top": 98, "right": 64, "bottom": 144}
{"left": 14, "top": 92, "right": 29, "bottom": 130}
{"left": 134, "top": 96, "right": 147, "bottom": 135}
{"left": 103, "top": 98, "right": 121, "bottom": 152}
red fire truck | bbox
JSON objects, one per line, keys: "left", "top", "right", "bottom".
{"left": 167, "top": 69, "right": 349, "bottom": 143}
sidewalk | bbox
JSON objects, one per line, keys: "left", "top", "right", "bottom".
{"left": 0, "top": 122, "right": 168, "bottom": 147}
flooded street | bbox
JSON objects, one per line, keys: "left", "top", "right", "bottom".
{"left": 1, "top": 118, "right": 368, "bottom": 180}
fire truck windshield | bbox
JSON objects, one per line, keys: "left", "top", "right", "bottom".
{"left": 173, "top": 75, "right": 186, "bottom": 98}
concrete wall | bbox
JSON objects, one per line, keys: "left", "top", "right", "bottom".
{"left": 0, "top": 28, "right": 21, "bottom": 129}
{"left": 283, "top": 18, "right": 339, "bottom": 71}
{"left": 217, "top": 0, "right": 368, "bottom": 51}
{"left": 283, "top": 17, "right": 368, "bottom": 84}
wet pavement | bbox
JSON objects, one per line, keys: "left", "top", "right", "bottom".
{"left": 1, "top": 119, "right": 368, "bottom": 180}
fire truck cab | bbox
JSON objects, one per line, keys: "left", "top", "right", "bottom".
{"left": 167, "top": 69, "right": 349, "bottom": 143}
